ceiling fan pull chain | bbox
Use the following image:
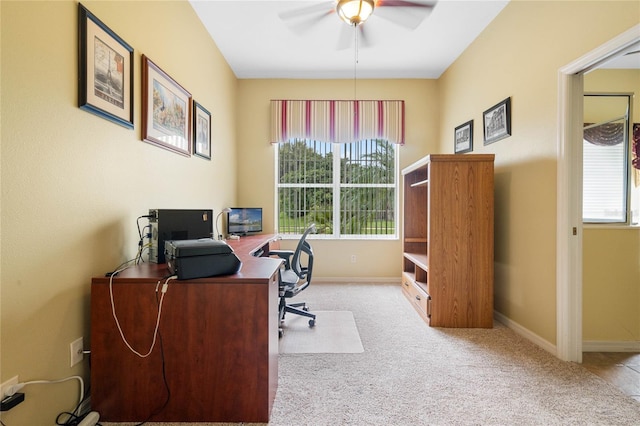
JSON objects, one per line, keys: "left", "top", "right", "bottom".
{"left": 354, "top": 24, "right": 358, "bottom": 100}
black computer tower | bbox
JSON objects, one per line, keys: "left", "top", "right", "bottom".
{"left": 149, "top": 209, "right": 213, "bottom": 263}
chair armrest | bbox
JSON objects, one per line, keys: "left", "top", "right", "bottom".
{"left": 269, "top": 249, "right": 294, "bottom": 258}
{"left": 269, "top": 249, "right": 294, "bottom": 269}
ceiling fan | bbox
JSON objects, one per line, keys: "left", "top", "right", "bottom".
{"left": 279, "top": 0, "right": 436, "bottom": 50}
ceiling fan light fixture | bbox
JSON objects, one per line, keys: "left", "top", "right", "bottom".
{"left": 336, "top": 0, "right": 375, "bottom": 26}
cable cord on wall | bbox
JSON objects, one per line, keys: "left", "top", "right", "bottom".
{"left": 135, "top": 215, "right": 153, "bottom": 264}
{"left": 6, "top": 376, "right": 83, "bottom": 406}
{"left": 55, "top": 388, "right": 95, "bottom": 426}
{"left": 135, "top": 241, "right": 152, "bottom": 265}
{"left": 109, "top": 270, "right": 176, "bottom": 358}
{"left": 6, "top": 376, "right": 85, "bottom": 424}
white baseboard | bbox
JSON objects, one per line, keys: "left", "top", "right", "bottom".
{"left": 494, "top": 311, "right": 558, "bottom": 356}
{"left": 583, "top": 340, "right": 640, "bottom": 352}
{"left": 492, "top": 313, "right": 640, "bottom": 354}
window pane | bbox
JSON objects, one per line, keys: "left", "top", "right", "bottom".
{"left": 278, "top": 186, "right": 333, "bottom": 234}
{"left": 583, "top": 133, "right": 626, "bottom": 222}
{"left": 340, "top": 187, "right": 395, "bottom": 235}
{"left": 341, "top": 140, "right": 395, "bottom": 184}
{"left": 278, "top": 140, "right": 332, "bottom": 184}
{"left": 339, "top": 140, "right": 396, "bottom": 236}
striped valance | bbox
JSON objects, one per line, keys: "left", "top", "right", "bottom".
{"left": 270, "top": 100, "right": 405, "bottom": 145}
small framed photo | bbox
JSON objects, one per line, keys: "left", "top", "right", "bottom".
{"left": 483, "top": 97, "right": 511, "bottom": 145}
{"left": 78, "top": 3, "right": 134, "bottom": 129}
{"left": 142, "top": 55, "right": 192, "bottom": 156}
{"left": 193, "top": 101, "right": 212, "bottom": 160}
{"left": 454, "top": 120, "right": 473, "bottom": 154}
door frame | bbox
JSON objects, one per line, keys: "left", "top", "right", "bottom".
{"left": 556, "top": 24, "right": 640, "bottom": 362}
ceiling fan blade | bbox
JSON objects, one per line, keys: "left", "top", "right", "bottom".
{"left": 359, "top": 25, "right": 371, "bottom": 49}
{"left": 278, "top": 1, "right": 335, "bottom": 21}
{"left": 336, "top": 25, "right": 371, "bottom": 51}
{"left": 377, "top": 0, "right": 435, "bottom": 8}
{"left": 287, "top": 10, "right": 334, "bottom": 35}
{"left": 374, "top": 1, "right": 434, "bottom": 30}
{"left": 336, "top": 24, "right": 354, "bottom": 50}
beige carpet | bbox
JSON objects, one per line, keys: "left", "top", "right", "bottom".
{"left": 278, "top": 310, "right": 364, "bottom": 354}
{"left": 101, "top": 282, "right": 640, "bottom": 426}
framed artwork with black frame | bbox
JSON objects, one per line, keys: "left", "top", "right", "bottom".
{"left": 78, "top": 3, "right": 134, "bottom": 129}
{"left": 454, "top": 120, "right": 473, "bottom": 154}
{"left": 141, "top": 55, "right": 192, "bottom": 156}
{"left": 193, "top": 101, "right": 211, "bottom": 160}
{"left": 483, "top": 97, "right": 511, "bottom": 145}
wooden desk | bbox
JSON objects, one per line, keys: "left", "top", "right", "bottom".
{"left": 90, "top": 234, "right": 281, "bottom": 423}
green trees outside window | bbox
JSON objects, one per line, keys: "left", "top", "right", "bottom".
{"left": 277, "top": 139, "right": 397, "bottom": 237}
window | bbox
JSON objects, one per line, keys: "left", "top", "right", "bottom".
{"left": 583, "top": 94, "right": 637, "bottom": 224}
{"left": 582, "top": 120, "right": 627, "bottom": 222}
{"left": 276, "top": 139, "right": 398, "bottom": 238}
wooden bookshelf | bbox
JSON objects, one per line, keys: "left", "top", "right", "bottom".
{"left": 401, "top": 154, "right": 494, "bottom": 328}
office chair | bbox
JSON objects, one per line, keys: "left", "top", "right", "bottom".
{"left": 270, "top": 224, "right": 317, "bottom": 336}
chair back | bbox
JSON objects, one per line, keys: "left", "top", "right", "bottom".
{"left": 291, "top": 223, "right": 316, "bottom": 283}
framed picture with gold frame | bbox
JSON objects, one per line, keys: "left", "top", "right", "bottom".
{"left": 141, "top": 55, "right": 192, "bottom": 156}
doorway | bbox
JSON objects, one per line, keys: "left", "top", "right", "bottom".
{"left": 557, "top": 24, "right": 640, "bottom": 363}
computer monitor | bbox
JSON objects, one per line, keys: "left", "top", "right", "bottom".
{"left": 226, "top": 207, "right": 263, "bottom": 236}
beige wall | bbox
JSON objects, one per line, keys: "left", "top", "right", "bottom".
{"left": 236, "top": 79, "right": 438, "bottom": 278}
{"left": 583, "top": 69, "right": 640, "bottom": 343}
{"left": 437, "top": 0, "right": 639, "bottom": 344}
{"left": 1, "top": 1, "right": 237, "bottom": 423}
{"left": 583, "top": 228, "right": 640, "bottom": 341}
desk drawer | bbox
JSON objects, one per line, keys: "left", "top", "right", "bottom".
{"left": 401, "top": 272, "right": 431, "bottom": 323}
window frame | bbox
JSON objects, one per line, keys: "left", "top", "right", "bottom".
{"left": 274, "top": 139, "right": 400, "bottom": 240}
{"left": 582, "top": 93, "right": 637, "bottom": 226}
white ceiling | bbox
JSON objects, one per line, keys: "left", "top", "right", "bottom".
{"left": 189, "top": 0, "right": 510, "bottom": 79}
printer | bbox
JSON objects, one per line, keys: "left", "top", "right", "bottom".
{"left": 165, "top": 238, "right": 242, "bottom": 280}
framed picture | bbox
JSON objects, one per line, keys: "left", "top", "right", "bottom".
{"left": 142, "top": 55, "right": 192, "bottom": 156}
{"left": 454, "top": 120, "right": 473, "bottom": 154}
{"left": 483, "top": 97, "right": 511, "bottom": 145}
{"left": 78, "top": 3, "right": 134, "bottom": 129}
{"left": 193, "top": 101, "right": 212, "bottom": 160}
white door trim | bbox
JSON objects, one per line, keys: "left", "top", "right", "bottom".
{"left": 556, "top": 24, "right": 640, "bottom": 362}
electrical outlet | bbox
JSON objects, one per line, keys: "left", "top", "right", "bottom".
{"left": 350, "top": 254, "right": 357, "bottom": 263}
{"left": 1, "top": 376, "right": 19, "bottom": 399}
{"left": 70, "top": 337, "right": 84, "bottom": 367}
